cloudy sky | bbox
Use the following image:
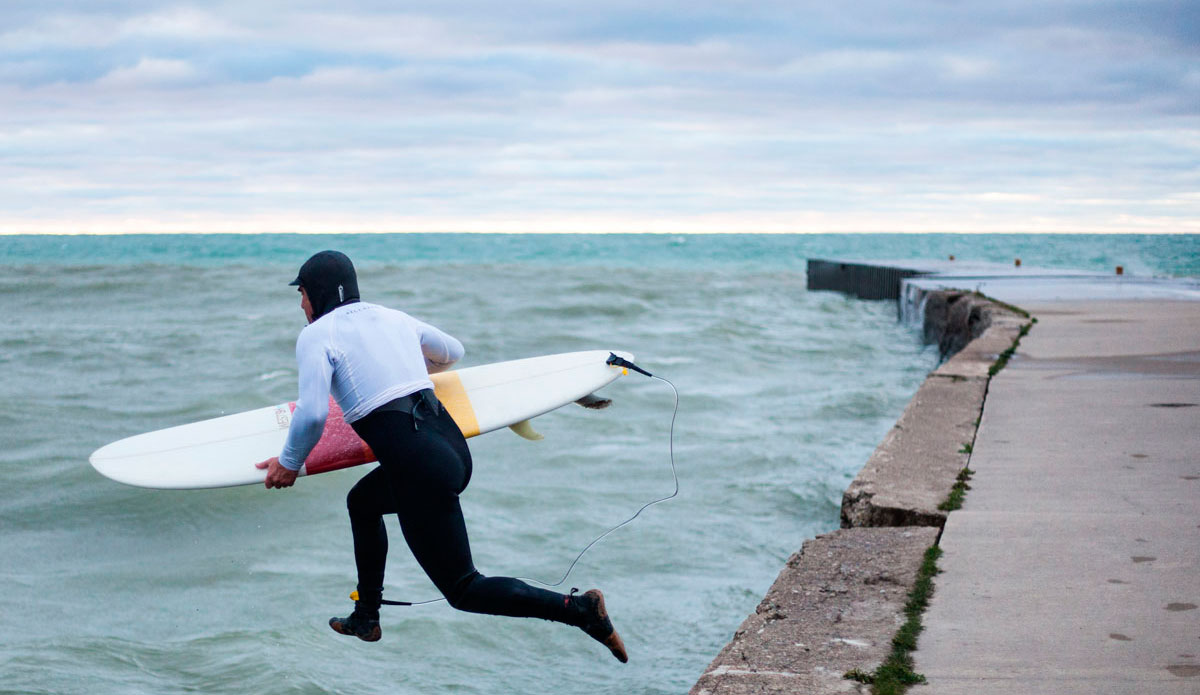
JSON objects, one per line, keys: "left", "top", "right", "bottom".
{"left": 1, "top": 1, "right": 1196, "bottom": 233}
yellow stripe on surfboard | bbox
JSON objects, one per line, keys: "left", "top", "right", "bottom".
{"left": 431, "top": 371, "right": 480, "bottom": 438}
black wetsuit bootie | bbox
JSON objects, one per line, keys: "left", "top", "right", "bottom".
{"left": 330, "top": 601, "right": 381, "bottom": 642}
{"left": 571, "top": 589, "right": 628, "bottom": 663}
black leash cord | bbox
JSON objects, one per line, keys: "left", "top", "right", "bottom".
{"left": 517, "top": 368, "right": 679, "bottom": 590}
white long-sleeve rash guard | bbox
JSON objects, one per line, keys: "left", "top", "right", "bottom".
{"left": 278, "top": 302, "right": 464, "bottom": 471}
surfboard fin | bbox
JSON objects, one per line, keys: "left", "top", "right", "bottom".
{"left": 575, "top": 393, "right": 612, "bottom": 409}
{"left": 509, "top": 420, "right": 544, "bottom": 441}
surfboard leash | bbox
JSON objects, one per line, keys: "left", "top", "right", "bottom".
{"left": 352, "top": 352, "right": 680, "bottom": 608}
{"left": 514, "top": 353, "right": 679, "bottom": 590}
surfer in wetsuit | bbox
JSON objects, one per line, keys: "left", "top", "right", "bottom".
{"left": 255, "top": 250, "right": 627, "bottom": 662}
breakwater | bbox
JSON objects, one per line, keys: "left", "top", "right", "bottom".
{"left": 692, "top": 261, "right": 1031, "bottom": 694}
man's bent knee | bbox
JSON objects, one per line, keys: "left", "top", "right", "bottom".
{"left": 346, "top": 482, "right": 376, "bottom": 516}
{"left": 444, "top": 571, "right": 481, "bottom": 610}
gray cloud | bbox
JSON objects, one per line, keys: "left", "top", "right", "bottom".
{"left": 0, "top": 1, "right": 1195, "bottom": 233}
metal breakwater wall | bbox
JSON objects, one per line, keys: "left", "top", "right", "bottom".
{"left": 806, "top": 258, "right": 926, "bottom": 300}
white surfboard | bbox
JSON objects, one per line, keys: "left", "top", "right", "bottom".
{"left": 89, "top": 350, "right": 634, "bottom": 489}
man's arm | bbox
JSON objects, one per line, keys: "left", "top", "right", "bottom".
{"left": 259, "top": 328, "right": 334, "bottom": 489}
{"left": 414, "top": 318, "right": 465, "bottom": 373}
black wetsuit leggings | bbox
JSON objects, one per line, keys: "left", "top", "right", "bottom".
{"left": 347, "top": 396, "right": 580, "bottom": 625}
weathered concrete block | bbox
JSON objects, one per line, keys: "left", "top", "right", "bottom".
{"left": 921, "top": 291, "right": 1026, "bottom": 362}
{"left": 691, "top": 527, "right": 940, "bottom": 695}
{"left": 840, "top": 375, "right": 985, "bottom": 528}
{"left": 922, "top": 291, "right": 994, "bottom": 356}
{"left": 932, "top": 317, "right": 1025, "bottom": 380}
{"left": 840, "top": 294, "right": 1026, "bottom": 526}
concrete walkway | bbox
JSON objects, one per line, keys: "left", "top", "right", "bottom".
{"left": 915, "top": 301, "right": 1200, "bottom": 693}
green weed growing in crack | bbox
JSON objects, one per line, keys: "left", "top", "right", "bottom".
{"left": 988, "top": 321, "right": 1033, "bottom": 377}
{"left": 844, "top": 668, "right": 874, "bottom": 684}
{"left": 844, "top": 546, "right": 944, "bottom": 694}
{"left": 938, "top": 467, "right": 974, "bottom": 512}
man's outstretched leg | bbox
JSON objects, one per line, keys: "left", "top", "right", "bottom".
{"left": 446, "top": 572, "right": 628, "bottom": 662}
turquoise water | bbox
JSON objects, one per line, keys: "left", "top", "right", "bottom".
{"left": 4, "top": 233, "right": 1199, "bottom": 276}
{"left": 0, "top": 234, "right": 1194, "bottom": 695}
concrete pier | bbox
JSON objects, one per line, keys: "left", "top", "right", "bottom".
{"left": 692, "top": 259, "right": 1200, "bottom": 695}
{"left": 805, "top": 257, "right": 1117, "bottom": 303}
{"left": 693, "top": 277, "right": 1029, "bottom": 694}
{"left": 915, "top": 300, "right": 1200, "bottom": 694}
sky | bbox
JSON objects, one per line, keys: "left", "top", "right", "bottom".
{"left": 1, "top": 1, "right": 1197, "bottom": 234}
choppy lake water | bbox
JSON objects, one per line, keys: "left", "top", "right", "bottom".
{"left": 1, "top": 233, "right": 1194, "bottom": 694}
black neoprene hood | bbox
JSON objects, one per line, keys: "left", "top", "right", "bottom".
{"left": 289, "top": 250, "right": 361, "bottom": 321}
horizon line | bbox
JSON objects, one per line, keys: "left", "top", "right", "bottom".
{"left": 3, "top": 229, "right": 1197, "bottom": 236}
